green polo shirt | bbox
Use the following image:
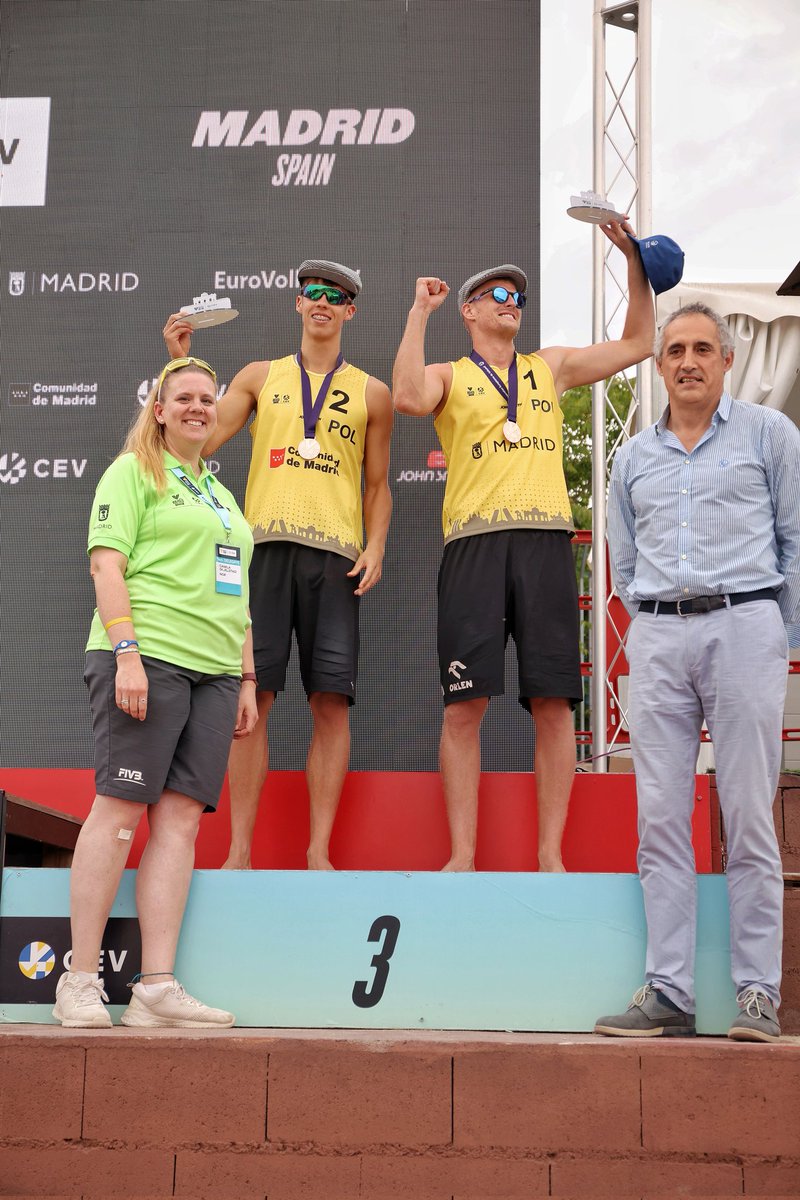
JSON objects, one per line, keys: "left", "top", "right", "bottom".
{"left": 86, "top": 452, "right": 253, "bottom": 675}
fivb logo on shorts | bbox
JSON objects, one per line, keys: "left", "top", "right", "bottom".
{"left": 0, "top": 98, "right": 51, "bottom": 206}
{"left": 117, "top": 767, "right": 145, "bottom": 786}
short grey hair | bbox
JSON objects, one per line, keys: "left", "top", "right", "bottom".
{"left": 654, "top": 302, "right": 735, "bottom": 362}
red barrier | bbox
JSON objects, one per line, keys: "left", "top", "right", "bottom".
{"left": 0, "top": 767, "right": 712, "bottom": 873}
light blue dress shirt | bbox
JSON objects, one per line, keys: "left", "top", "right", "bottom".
{"left": 608, "top": 391, "right": 800, "bottom": 645}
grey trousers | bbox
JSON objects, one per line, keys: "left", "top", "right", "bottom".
{"left": 627, "top": 599, "right": 788, "bottom": 1011}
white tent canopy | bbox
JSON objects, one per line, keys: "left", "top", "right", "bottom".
{"left": 655, "top": 282, "right": 800, "bottom": 425}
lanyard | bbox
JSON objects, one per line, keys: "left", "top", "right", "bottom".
{"left": 169, "top": 466, "right": 231, "bottom": 533}
{"left": 297, "top": 351, "right": 343, "bottom": 441}
{"left": 469, "top": 350, "right": 518, "bottom": 425}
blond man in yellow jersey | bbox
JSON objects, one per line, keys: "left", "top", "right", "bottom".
{"left": 164, "top": 260, "right": 393, "bottom": 870}
{"left": 393, "top": 221, "right": 653, "bottom": 871}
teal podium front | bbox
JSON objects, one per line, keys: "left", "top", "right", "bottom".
{"left": 0, "top": 869, "right": 737, "bottom": 1033}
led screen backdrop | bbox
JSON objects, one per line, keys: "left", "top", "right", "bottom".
{"left": 0, "top": 0, "right": 541, "bottom": 771}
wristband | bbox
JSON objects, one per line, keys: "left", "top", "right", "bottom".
{"left": 104, "top": 616, "right": 133, "bottom": 631}
{"left": 241, "top": 672, "right": 258, "bottom": 684}
{"left": 115, "top": 646, "right": 140, "bottom": 657}
{"left": 113, "top": 639, "right": 140, "bottom": 657}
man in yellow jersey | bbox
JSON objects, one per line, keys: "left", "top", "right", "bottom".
{"left": 163, "top": 260, "right": 393, "bottom": 869}
{"left": 392, "top": 222, "right": 653, "bottom": 870}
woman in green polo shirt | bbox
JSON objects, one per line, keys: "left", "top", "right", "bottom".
{"left": 53, "top": 357, "right": 256, "bottom": 1029}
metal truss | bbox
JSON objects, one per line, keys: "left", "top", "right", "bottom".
{"left": 590, "top": 0, "right": 653, "bottom": 769}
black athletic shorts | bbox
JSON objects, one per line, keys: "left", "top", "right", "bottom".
{"left": 249, "top": 540, "right": 359, "bottom": 702}
{"left": 84, "top": 652, "right": 240, "bottom": 811}
{"left": 437, "top": 529, "right": 582, "bottom": 709}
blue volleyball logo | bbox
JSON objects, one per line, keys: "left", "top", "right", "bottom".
{"left": 18, "top": 942, "right": 56, "bottom": 980}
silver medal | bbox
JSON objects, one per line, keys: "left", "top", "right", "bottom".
{"left": 503, "top": 420, "right": 522, "bottom": 444}
{"left": 298, "top": 437, "right": 321, "bottom": 460}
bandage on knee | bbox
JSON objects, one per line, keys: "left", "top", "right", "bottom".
{"left": 116, "top": 828, "right": 134, "bottom": 841}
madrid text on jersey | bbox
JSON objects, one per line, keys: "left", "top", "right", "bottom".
{"left": 192, "top": 108, "right": 415, "bottom": 187}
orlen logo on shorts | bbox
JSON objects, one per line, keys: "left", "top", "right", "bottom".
{"left": 270, "top": 448, "right": 286, "bottom": 468}
{"left": 447, "top": 659, "right": 473, "bottom": 692}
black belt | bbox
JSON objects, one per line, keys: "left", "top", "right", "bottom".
{"left": 639, "top": 588, "right": 777, "bottom": 616}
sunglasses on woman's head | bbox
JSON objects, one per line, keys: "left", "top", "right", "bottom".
{"left": 156, "top": 357, "right": 217, "bottom": 402}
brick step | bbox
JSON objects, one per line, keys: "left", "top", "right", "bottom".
{"left": 1, "top": 1027, "right": 798, "bottom": 1196}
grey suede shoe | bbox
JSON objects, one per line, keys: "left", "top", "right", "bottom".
{"left": 595, "top": 983, "right": 696, "bottom": 1037}
{"left": 728, "top": 988, "right": 781, "bottom": 1043}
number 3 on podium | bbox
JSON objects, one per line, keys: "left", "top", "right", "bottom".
{"left": 352, "top": 915, "right": 401, "bottom": 1009}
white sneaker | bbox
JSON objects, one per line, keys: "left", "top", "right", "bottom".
{"left": 52, "top": 971, "right": 113, "bottom": 1028}
{"left": 120, "top": 979, "right": 235, "bottom": 1028}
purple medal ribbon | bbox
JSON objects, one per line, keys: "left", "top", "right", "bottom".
{"left": 297, "top": 351, "right": 344, "bottom": 441}
{"left": 469, "top": 349, "right": 518, "bottom": 424}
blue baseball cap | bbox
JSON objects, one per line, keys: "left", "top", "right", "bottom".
{"left": 626, "top": 233, "right": 685, "bottom": 295}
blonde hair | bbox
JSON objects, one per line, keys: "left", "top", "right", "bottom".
{"left": 119, "top": 363, "right": 216, "bottom": 491}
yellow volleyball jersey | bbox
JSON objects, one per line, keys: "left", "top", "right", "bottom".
{"left": 245, "top": 354, "right": 368, "bottom": 561}
{"left": 434, "top": 352, "right": 573, "bottom": 543}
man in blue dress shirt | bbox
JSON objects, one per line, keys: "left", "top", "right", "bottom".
{"left": 595, "top": 302, "right": 800, "bottom": 1042}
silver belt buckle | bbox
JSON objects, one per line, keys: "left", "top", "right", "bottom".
{"left": 677, "top": 596, "right": 713, "bottom": 617}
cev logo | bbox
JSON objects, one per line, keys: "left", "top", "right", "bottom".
{"left": 0, "top": 451, "right": 26, "bottom": 483}
{"left": 18, "top": 941, "right": 56, "bottom": 979}
{"left": 0, "top": 454, "right": 88, "bottom": 481}
{"left": 138, "top": 377, "right": 159, "bottom": 406}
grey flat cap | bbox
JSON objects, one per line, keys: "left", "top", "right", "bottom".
{"left": 458, "top": 264, "right": 528, "bottom": 308}
{"left": 298, "top": 258, "right": 362, "bottom": 297}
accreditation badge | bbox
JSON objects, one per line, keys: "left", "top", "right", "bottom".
{"left": 215, "top": 543, "right": 242, "bottom": 595}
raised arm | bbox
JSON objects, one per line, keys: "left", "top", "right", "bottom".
{"left": 392, "top": 277, "right": 453, "bottom": 416}
{"left": 539, "top": 221, "right": 654, "bottom": 396}
{"left": 162, "top": 311, "right": 266, "bottom": 454}
{"left": 347, "top": 377, "right": 393, "bottom": 596}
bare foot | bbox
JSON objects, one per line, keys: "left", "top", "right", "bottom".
{"left": 221, "top": 854, "right": 252, "bottom": 870}
{"left": 441, "top": 858, "right": 475, "bottom": 872}
{"left": 307, "top": 852, "right": 335, "bottom": 871}
{"left": 538, "top": 857, "right": 566, "bottom": 873}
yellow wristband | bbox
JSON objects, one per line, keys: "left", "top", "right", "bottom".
{"left": 104, "top": 616, "right": 133, "bottom": 631}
